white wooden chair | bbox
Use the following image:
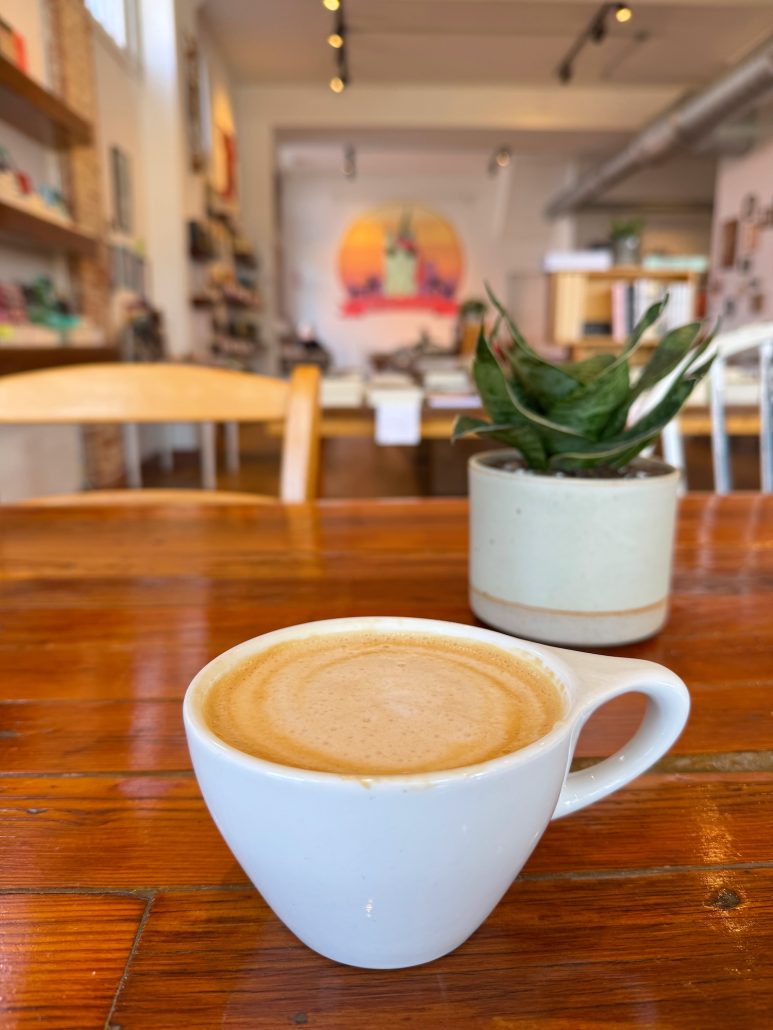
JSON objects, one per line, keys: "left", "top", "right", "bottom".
{"left": 0, "top": 363, "right": 321, "bottom": 503}
{"left": 661, "top": 322, "right": 773, "bottom": 493}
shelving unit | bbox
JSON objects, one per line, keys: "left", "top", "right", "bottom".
{"left": 0, "top": 199, "right": 97, "bottom": 257}
{"left": 0, "top": 48, "right": 105, "bottom": 368}
{"left": 188, "top": 200, "right": 265, "bottom": 371}
{"left": 548, "top": 266, "right": 702, "bottom": 362}
{"left": 0, "top": 53, "right": 92, "bottom": 148}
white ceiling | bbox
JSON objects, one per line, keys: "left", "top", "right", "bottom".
{"left": 276, "top": 127, "right": 633, "bottom": 162}
{"left": 202, "top": 0, "right": 773, "bottom": 87}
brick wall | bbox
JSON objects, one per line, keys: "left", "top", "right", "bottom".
{"left": 47, "top": 0, "right": 121, "bottom": 487}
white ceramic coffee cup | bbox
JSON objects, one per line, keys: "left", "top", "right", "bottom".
{"left": 183, "top": 617, "right": 689, "bottom": 969}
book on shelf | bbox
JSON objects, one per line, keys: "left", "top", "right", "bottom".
{"left": 643, "top": 254, "right": 708, "bottom": 273}
{"left": 611, "top": 278, "right": 697, "bottom": 343}
{"left": 543, "top": 249, "right": 612, "bottom": 273}
{"left": 553, "top": 272, "right": 586, "bottom": 342}
{"left": 581, "top": 321, "right": 612, "bottom": 337}
{"left": 425, "top": 392, "right": 480, "bottom": 409}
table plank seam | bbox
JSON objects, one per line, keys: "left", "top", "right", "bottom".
{"left": 3, "top": 860, "right": 773, "bottom": 896}
{"left": 104, "top": 893, "right": 155, "bottom": 1030}
{"left": 0, "top": 886, "right": 156, "bottom": 898}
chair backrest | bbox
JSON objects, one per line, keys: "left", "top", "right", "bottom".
{"left": 660, "top": 322, "right": 773, "bottom": 493}
{"left": 0, "top": 363, "right": 321, "bottom": 502}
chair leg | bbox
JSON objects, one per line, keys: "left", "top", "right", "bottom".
{"left": 224, "top": 422, "right": 240, "bottom": 475}
{"left": 710, "top": 356, "right": 730, "bottom": 494}
{"left": 761, "top": 341, "right": 773, "bottom": 494}
{"left": 159, "top": 426, "right": 174, "bottom": 474}
{"left": 123, "top": 424, "right": 143, "bottom": 489}
{"left": 199, "top": 423, "right": 217, "bottom": 490}
{"left": 661, "top": 419, "right": 687, "bottom": 493}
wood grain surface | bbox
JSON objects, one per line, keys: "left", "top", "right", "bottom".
{"left": 0, "top": 894, "right": 147, "bottom": 1029}
{"left": 110, "top": 874, "right": 773, "bottom": 1029}
{"left": 1, "top": 495, "right": 772, "bottom": 1028}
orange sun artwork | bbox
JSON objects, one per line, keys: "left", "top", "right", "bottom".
{"left": 338, "top": 204, "right": 463, "bottom": 316}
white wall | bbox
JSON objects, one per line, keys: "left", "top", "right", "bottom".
{"left": 708, "top": 133, "right": 773, "bottom": 328}
{"left": 280, "top": 151, "right": 573, "bottom": 368}
{"left": 93, "top": 32, "right": 146, "bottom": 248}
{"left": 237, "top": 82, "right": 679, "bottom": 371}
{"left": 574, "top": 157, "right": 716, "bottom": 256}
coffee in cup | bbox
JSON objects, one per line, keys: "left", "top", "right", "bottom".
{"left": 202, "top": 629, "right": 566, "bottom": 775}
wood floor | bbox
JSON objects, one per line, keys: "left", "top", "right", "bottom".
{"left": 142, "top": 425, "right": 764, "bottom": 497}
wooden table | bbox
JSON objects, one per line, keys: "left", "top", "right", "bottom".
{"left": 319, "top": 405, "right": 761, "bottom": 440}
{"left": 2, "top": 496, "right": 772, "bottom": 1028}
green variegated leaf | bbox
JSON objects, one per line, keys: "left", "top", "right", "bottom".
{"left": 451, "top": 415, "right": 547, "bottom": 468}
{"left": 548, "top": 430, "right": 660, "bottom": 471}
{"left": 452, "top": 415, "right": 500, "bottom": 440}
{"left": 600, "top": 395, "right": 632, "bottom": 440}
{"left": 683, "top": 323, "right": 718, "bottom": 374}
{"left": 559, "top": 353, "right": 616, "bottom": 384}
{"left": 556, "top": 298, "right": 668, "bottom": 392}
{"left": 597, "top": 296, "right": 669, "bottom": 378}
{"left": 545, "top": 359, "right": 630, "bottom": 440}
{"left": 624, "top": 350, "right": 715, "bottom": 440}
{"left": 508, "top": 352, "right": 583, "bottom": 410}
{"left": 486, "top": 284, "right": 580, "bottom": 407}
{"left": 471, "top": 330, "right": 521, "bottom": 425}
{"left": 503, "top": 376, "right": 588, "bottom": 439}
{"left": 631, "top": 321, "right": 704, "bottom": 399}
{"left": 547, "top": 352, "right": 715, "bottom": 470}
{"left": 484, "top": 282, "right": 541, "bottom": 358}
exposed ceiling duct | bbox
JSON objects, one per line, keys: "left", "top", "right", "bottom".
{"left": 545, "top": 38, "right": 773, "bottom": 218}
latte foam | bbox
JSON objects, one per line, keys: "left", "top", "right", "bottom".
{"left": 202, "top": 630, "right": 565, "bottom": 775}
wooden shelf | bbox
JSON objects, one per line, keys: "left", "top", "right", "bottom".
{"left": 585, "top": 267, "right": 697, "bottom": 281}
{"left": 0, "top": 200, "right": 97, "bottom": 257}
{"left": 0, "top": 54, "right": 92, "bottom": 148}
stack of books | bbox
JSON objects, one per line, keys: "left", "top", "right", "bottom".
{"left": 543, "top": 250, "right": 612, "bottom": 272}
{"left": 611, "top": 279, "right": 697, "bottom": 343}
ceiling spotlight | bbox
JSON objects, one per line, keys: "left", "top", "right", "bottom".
{"left": 327, "top": 32, "right": 344, "bottom": 48}
{"left": 323, "top": 0, "right": 340, "bottom": 11}
{"left": 558, "top": 62, "right": 573, "bottom": 84}
{"left": 329, "top": 75, "right": 346, "bottom": 93}
{"left": 488, "top": 146, "right": 512, "bottom": 176}
{"left": 615, "top": 3, "right": 633, "bottom": 22}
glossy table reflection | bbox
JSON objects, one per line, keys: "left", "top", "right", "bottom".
{"left": 1, "top": 496, "right": 772, "bottom": 1028}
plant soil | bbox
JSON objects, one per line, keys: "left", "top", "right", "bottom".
{"left": 487, "top": 453, "right": 672, "bottom": 480}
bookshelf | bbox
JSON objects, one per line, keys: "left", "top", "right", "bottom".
{"left": 0, "top": 53, "right": 92, "bottom": 148}
{"left": 0, "top": 47, "right": 105, "bottom": 350}
{"left": 0, "top": 198, "right": 97, "bottom": 257}
{"left": 548, "top": 267, "right": 701, "bottom": 362}
{"left": 188, "top": 197, "right": 265, "bottom": 370}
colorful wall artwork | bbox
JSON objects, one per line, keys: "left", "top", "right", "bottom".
{"left": 338, "top": 205, "right": 463, "bottom": 316}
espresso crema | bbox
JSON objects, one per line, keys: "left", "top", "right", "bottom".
{"left": 202, "top": 630, "right": 566, "bottom": 775}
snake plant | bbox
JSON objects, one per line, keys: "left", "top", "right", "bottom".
{"left": 453, "top": 286, "right": 716, "bottom": 472}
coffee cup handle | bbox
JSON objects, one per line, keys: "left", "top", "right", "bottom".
{"left": 548, "top": 651, "right": 690, "bottom": 820}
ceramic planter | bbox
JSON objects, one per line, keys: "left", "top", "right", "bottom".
{"left": 469, "top": 451, "right": 680, "bottom": 647}
{"left": 612, "top": 234, "right": 641, "bottom": 265}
